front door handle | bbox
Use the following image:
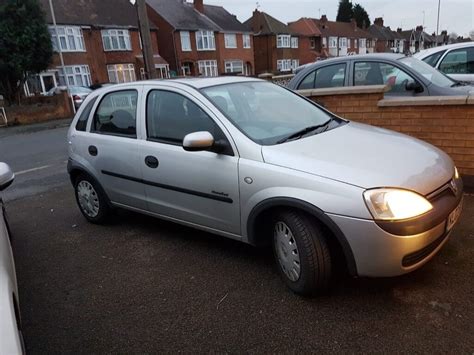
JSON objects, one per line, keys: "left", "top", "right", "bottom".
{"left": 88, "top": 145, "right": 98, "bottom": 156}
{"left": 145, "top": 155, "right": 159, "bottom": 169}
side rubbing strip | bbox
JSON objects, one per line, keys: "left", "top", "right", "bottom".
{"left": 101, "top": 170, "right": 233, "bottom": 204}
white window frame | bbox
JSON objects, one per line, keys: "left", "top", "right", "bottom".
{"left": 198, "top": 60, "right": 218, "bottom": 77}
{"left": 277, "top": 59, "right": 292, "bottom": 72}
{"left": 58, "top": 65, "right": 91, "bottom": 87}
{"left": 339, "top": 37, "right": 347, "bottom": 48}
{"left": 360, "top": 38, "right": 367, "bottom": 48}
{"left": 49, "top": 26, "right": 85, "bottom": 52}
{"left": 224, "top": 60, "right": 243, "bottom": 74}
{"left": 243, "top": 34, "right": 251, "bottom": 48}
{"left": 107, "top": 64, "right": 136, "bottom": 83}
{"left": 196, "top": 30, "right": 216, "bottom": 51}
{"left": 102, "top": 29, "right": 132, "bottom": 51}
{"left": 277, "top": 35, "right": 291, "bottom": 48}
{"left": 224, "top": 33, "right": 237, "bottom": 48}
{"left": 329, "top": 37, "right": 337, "bottom": 48}
{"left": 354, "top": 39, "right": 358, "bottom": 48}
{"left": 291, "top": 37, "right": 299, "bottom": 48}
{"left": 291, "top": 59, "right": 300, "bottom": 71}
{"left": 180, "top": 31, "right": 192, "bottom": 51}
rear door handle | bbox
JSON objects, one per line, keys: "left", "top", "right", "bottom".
{"left": 145, "top": 156, "right": 159, "bottom": 169}
{"left": 88, "top": 145, "right": 98, "bottom": 156}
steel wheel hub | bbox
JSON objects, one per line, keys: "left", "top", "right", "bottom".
{"left": 77, "top": 180, "right": 100, "bottom": 218}
{"left": 274, "top": 221, "right": 301, "bottom": 282}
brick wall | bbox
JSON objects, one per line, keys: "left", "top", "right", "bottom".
{"left": 299, "top": 86, "right": 474, "bottom": 185}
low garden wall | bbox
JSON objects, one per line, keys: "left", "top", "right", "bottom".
{"left": 297, "top": 85, "right": 474, "bottom": 187}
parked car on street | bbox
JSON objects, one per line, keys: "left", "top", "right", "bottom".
{"left": 414, "top": 42, "right": 474, "bottom": 83}
{"left": 288, "top": 53, "right": 473, "bottom": 96}
{"left": 67, "top": 77, "right": 463, "bottom": 295}
{"left": 47, "top": 86, "right": 93, "bottom": 109}
{"left": 0, "top": 163, "right": 24, "bottom": 354}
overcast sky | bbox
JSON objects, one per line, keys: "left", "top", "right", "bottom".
{"left": 207, "top": 0, "right": 473, "bottom": 37}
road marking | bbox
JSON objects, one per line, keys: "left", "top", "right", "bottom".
{"left": 16, "top": 164, "right": 53, "bottom": 176}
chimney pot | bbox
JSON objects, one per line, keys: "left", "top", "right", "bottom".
{"left": 321, "top": 15, "right": 327, "bottom": 22}
{"left": 374, "top": 17, "right": 384, "bottom": 27}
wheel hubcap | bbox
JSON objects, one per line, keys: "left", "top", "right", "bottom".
{"left": 274, "top": 221, "right": 301, "bottom": 282}
{"left": 77, "top": 180, "right": 100, "bottom": 218}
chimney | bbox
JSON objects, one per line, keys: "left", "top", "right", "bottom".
{"left": 350, "top": 18, "right": 357, "bottom": 30}
{"left": 416, "top": 25, "right": 424, "bottom": 32}
{"left": 194, "top": 0, "right": 204, "bottom": 14}
{"left": 251, "top": 8, "right": 261, "bottom": 33}
{"left": 374, "top": 17, "right": 384, "bottom": 27}
{"left": 397, "top": 28, "right": 402, "bottom": 33}
{"left": 321, "top": 15, "right": 327, "bottom": 23}
{"left": 441, "top": 30, "right": 447, "bottom": 35}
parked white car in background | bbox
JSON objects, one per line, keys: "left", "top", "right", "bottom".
{"left": 0, "top": 163, "right": 23, "bottom": 354}
{"left": 415, "top": 42, "right": 474, "bottom": 83}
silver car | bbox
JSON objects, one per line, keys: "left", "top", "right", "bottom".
{"left": 67, "top": 77, "right": 463, "bottom": 295}
{"left": 0, "top": 163, "right": 24, "bottom": 353}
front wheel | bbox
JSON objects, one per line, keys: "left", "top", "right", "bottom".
{"left": 272, "top": 210, "right": 332, "bottom": 296}
{"left": 74, "top": 174, "right": 111, "bottom": 224}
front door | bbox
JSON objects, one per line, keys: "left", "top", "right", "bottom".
{"left": 339, "top": 37, "right": 348, "bottom": 56}
{"left": 40, "top": 72, "right": 57, "bottom": 94}
{"left": 138, "top": 86, "right": 240, "bottom": 235}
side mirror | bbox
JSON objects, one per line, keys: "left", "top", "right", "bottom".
{"left": 183, "top": 131, "right": 215, "bottom": 152}
{"left": 406, "top": 81, "right": 424, "bottom": 93}
{"left": 0, "top": 163, "right": 14, "bottom": 191}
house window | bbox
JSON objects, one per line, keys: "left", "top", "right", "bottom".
{"left": 339, "top": 37, "right": 347, "bottom": 47}
{"left": 277, "top": 59, "right": 292, "bottom": 72}
{"left": 58, "top": 65, "right": 91, "bottom": 87}
{"left": 107, "top": 64, "right": 136, "bottom": 83}
{"left": 291, "top": 37, "right": 299, "bottom": 48}
{"left": 102, "top": 29, "right": 132, "bottom": 51}
{"left": 224, "top": 33, "right": 237, "bottom": 48}
{"left": 49, "top": 26, "right": 85, "bottom": 52}
{"left": 360, "top": 38, "right": 366, "bottom": 48}
{"left": 225, "top": 60, "right": 243, "bottom": 74}
{"left": 291, "top": 59, "right": 300, "bottom": 70}
{"left": 329, "top": 37, "right": 337, "bottom": 48}
{"left": 243, "top": 34, "right": 251, "bottom": 48}
{"left": 180, "top": 31, "right": 191, "bottom": 51}
{"left": 310, "top": 38, "right": 316, "bottom": 49}
{"left": 198, "top": 60, "right": 218, "bottom": 76}
{"left": 354, "top": 39, "right": 358, "bottom": 48}
{"left": 196, "top": 30, "right": 216, "bottom": 51}
{"left": 277, "top": 35, "right": 291, "bottom": 48}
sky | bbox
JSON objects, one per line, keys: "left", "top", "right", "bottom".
{"left": 206, "top": 0, "right": 474, "bottom": 37}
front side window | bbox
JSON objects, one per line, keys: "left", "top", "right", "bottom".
{"left": 58, "top": 65, "right": 91, "bottom": 87}
{"left": 196, "top": 30, "right": 216, "bottom": 51}
{"left": 180, "top": 31, "right": 192, "bottom": 51}
{"left": 277, "top": 35, "right": 291, "bottom": 48}
{"left": 146, "top": 90, "right": 225, "bottom": 146}
{"left": 243, "top": 34, "right": 251, "bottom": 48}
{"left": 76, "top": 96, "right": 98, "bottom": 131}
{"left": 399, "top": 56, "right": 454, "bottom": 87}
{"left": 93, "top": 90, "right": 137, "bottom": 137}
{"left": 439, "top": 48, "right": 474, "bottom": 74}
{"left": 107, "top": 64, "right": 136, "bottom": 83}
{"left": 198, "top": 60, "right": 218, "bottom": 77}
{"left": 225, "top": 60, "right": 243, "bottom": 74}
{"left": 49, "top": 26, "right": 85, "bottom": 52}
{"left": 102, "top": 29, "right": 132, "bottom": 51}
{"left": 298, "top": 63, "right": 346, "bottom": 90}
{"left": 202, "top": 81, "right": 335, "bottom": 145}
{"left": 291, "top": 37, "right": 299, "bottom": 48}
{"left": 421, "top": 51, "right": 445, "bottom": 67}
{"left": 224, "top": 33, "right": 237, "bottom": 48}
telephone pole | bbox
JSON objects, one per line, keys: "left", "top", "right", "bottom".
{"left": 135, "top": 0, "right": 157, "bottom": 79}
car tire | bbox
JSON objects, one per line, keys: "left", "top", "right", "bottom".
{"left": 272, "top": 210, "right": 332, "bottom": 296}
{"left": 74, "top": 173, "right": 111, "bottom": 224}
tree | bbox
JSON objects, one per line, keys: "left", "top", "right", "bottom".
{"left": 336, "top": 0, "right": 353, "bottom": 23}
{"left": 352, "top": 3, "right": 371, "bottom": 28}
{"left": 0, "top": 0, "right": 53, "bottom": 105}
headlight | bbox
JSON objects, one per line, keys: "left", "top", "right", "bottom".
{"left": 454, "top": 166, "right": 459, "bottom": 180}
{"left": 363, "top": 188, "right": 433, "bottom": 220}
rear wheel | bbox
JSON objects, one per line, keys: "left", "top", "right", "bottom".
{"left": 74, "top": 174, "right": 111, "bottom": 224}
{"left": 272, "top": 210, "right": 332, "bottom": 296}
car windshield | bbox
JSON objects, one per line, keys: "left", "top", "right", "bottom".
{"left": 399, "top": 57, "right": 454, "bottom": 87}
{"left": 201, "top": 81, "right": 335, "bottom": 145}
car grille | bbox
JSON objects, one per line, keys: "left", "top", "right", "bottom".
{"left": 402, "top": 232, "right": 448, "bottom": 267}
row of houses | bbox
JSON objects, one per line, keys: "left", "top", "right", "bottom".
{"left": 27, "top": 0, "right": 451, "bottom": 96}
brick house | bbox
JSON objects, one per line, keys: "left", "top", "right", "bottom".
{"left": 400, "top": 26, "right": 436, "bottom": 53}
{"left": 146, "top": 0, "right": 254, "bottom": 77}
{"left": 244, "top": 9, "right": 301, "bottom": 75}
{"left": 294, "top": 16, "right": 374, "bottom": 58}
{"left": 26, "top": 0, "right": 169, "bottom": 95}
{"left": 287, "top": 18, "right": 323, "bottom": 64}
{"left": 368, "top": 18, "right": 406, "bottom": 54}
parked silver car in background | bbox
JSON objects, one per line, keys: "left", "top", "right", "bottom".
{"left": 0, "top": 163, "right": 23, "bottom": 354}
{"left": 414, "top": 42, "right": 474, "bottom": 83}
{"left": 67, "top": 77, "right": 463, "bottom": 295}
{"left": 47, "top": 85, "right": 93, "bottom": 109}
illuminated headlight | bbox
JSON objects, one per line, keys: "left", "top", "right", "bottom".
{"left": 454, "top": 166, "right": 459, "bottom": 180}
{"left": 363, "top": 188, "right": 433, "bottom": 220}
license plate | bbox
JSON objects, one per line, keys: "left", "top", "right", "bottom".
{"left": 446, "top": 198, "right": 463, "bottom": 232}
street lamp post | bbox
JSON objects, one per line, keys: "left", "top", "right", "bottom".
{"left": 436, "top": 0, "right": 441, "bottom": 36}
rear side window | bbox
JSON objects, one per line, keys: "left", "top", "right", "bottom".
{"left": 298, "top": 64, "right": 346, "bottom": 89}
{"left": 439, "top": 47, "right": 474, "bottom": 74}
{"left": 93, "top": 90, "right": 138, "bottom": 138}
{"left": 422, "top": 51, "right": 445, "bottom": 67}
{"left": 75, "top": 96, "right": 97, "bottom": 132}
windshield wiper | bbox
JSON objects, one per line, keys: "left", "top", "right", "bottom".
{"left": 276, "top": 119, "right": 332, "bottom": 144}
{"left": 451, "top": 81, "right": 468, "bottom": 87}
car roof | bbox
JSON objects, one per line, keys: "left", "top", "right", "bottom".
{"left": 150, "top": 76, "right": 261, "bottom": 89}
{"left": 304, "top": 53, "right": 406, "bottom": 68}
{"left": 414, "top": 42, "right": 474, "bottom": 59}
